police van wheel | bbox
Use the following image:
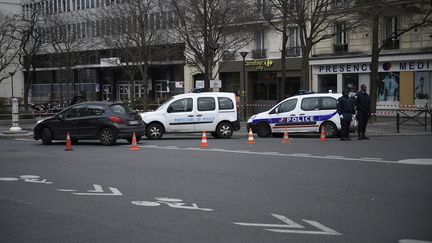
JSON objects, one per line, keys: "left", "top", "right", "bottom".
{"left": 321, "top": 122, "right": 338, "bottom": 138}
{"left": 256, "top": 123, "right": 271, "bottom": 138}
{"left": 146, "top": 123, "right": 164, "bottom": 140}
{"left": 216, "top": 122, "right": 233, "bottom": 138}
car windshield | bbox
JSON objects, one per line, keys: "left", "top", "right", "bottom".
{"left": 156, "top": 97, "right": 174, "bottom": 111}
{"left": 109, "top": 104, "right": 134, "bottom": 114}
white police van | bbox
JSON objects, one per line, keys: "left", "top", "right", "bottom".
{"left": 140, "top": 92, "right": 240, "bottom": 139}
{"left": 247, "top": 92, "right": 355, "bottom": 138}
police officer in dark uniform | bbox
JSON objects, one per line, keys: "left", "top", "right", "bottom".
{"left": 355, "top": 84, "right": 371, "bottom": 140}
{"left": 337, "top": 90, "right": 356, "bottom": 141}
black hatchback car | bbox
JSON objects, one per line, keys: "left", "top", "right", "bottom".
{"left": 34, "top": 102, "right": 146, "bottom": 146}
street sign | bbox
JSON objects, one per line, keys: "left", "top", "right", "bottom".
{"left": 210, "top": 80, "right": 222, "bottom": 88}
{"left": 195, "top": 80, "right": 205, "bottom": 89}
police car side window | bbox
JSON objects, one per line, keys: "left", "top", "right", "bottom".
{"left": 301, "top": 98, "right": 319, "bottom": 111}
{"left": 198, "top": 97, "right": 216, "bottom": 111}
{"left": 218, "top": 97, "right": 234, "bottom": 110}
{"left": 168, "top": 98, "right": 193, "bottom": 113}
{"left": 279, "top": 99, "right": 297, "bottom": 113}
{"left": 320, "top": 97, "right": 337, "bottom": 110}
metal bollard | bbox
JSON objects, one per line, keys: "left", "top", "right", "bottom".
{"left": 9, "top": 98, "right": 22, "bottom": 132}
{"left": 396, "top": 112, "right": 400, "bottom": 133}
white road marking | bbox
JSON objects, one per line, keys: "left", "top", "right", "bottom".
{"left": 14, "top": 138, "right": 34, "bottom": 142}
{"left": 57, "top": 189, "right": 77, "bottom": 192}
{"left": 361, "top": 157, "right": 383, "bottom": 160}
{"left": 137, "top": 145, "right": 431, "bottom": 165}
{"left": 0, "top": 177, "right": 19, "bottom": 181}
{"left": 399, "top": 240, "right": 432, "bottom": 243}
{"left": 234, "top": 214, "right": 342, "bottom": 236}
{"left": 73, "top": 184, "right": 123, "bottom": 196}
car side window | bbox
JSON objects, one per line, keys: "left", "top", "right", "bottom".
{"left": 64, "top": 106, "right": 84, "bottom": 119}
{"left": 218, "top": 97, "right": 234, "bottom": 110}
{"left": 82, "top": 105, "right": 105, "bottom": 117}
{"left": 168, "top": 98, "right": 193, "bottom": 113}
{"left": 301, "top": 98, "right": 319, "bottom": 111}
{"left": 320, "top": 97, "right": 337, "bottom": 110}
{"left": 278, "top": 98, "right": 297, "bottom": 113}
{"left": 198, "top": 97, "right": 216, "bottom": 111}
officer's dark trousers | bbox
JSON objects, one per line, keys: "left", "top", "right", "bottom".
{"left": 357, "top": 112, "right": 369, "bottom": 135}
{"left": 340, "top": 119, "right": 351, "bottom": 138}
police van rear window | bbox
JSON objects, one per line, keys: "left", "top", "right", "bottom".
{"left": 218, "top": 97, "right": 234, "bottom": 110}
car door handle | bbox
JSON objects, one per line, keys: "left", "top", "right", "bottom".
{"left": 188, "top": 115, "right": 194, "bottom": 117}
{"left": 196, "top": 114, "right": 203, "bottom": 117}
{"left": 290, "top": 114, "right": 296, "bottom": 116}
{"left": 299, "top": 113, "right": 305, "bottom": 116}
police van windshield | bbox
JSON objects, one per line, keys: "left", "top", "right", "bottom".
{"left": 156, "top": 97, "right": 174, "bottom": 111}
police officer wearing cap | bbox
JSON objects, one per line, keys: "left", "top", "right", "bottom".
{"left": 337, "top": 90, "right": 356, "bottom": 141}
{"left": 355, "top": 84, "right": 371, "bottom": 140}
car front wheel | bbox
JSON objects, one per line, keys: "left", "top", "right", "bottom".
{"left": 256, "top": 123, "right": 271, "bottom": 138}
{"left": 99, "top": 127, "right": 117, "bottom": 146}
{"left": 321, "top": 122, "right": 338, "bottom": 138}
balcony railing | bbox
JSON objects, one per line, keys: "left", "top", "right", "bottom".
{"left": 333, "top": 43, "right": 348, "bottom": 54}
{"left": 252, "top": 49, "right": 267, "bottom": 59}
{"left": 286, "top": 46, "right": 301, "bottom": 57}
{"left": 222, "top": 51, "right": 236, "bottom": 61}
{"left": 383, "top": 39, "right": 400, "bottom": 50}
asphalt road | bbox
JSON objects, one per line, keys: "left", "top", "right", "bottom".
{"left": 1, "top": 134, "right": 432, "bottom": 243}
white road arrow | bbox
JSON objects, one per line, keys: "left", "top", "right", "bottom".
{"left": 73, "top": 184, "right": 123, "bottom": 196}
{"left": 233, "top": 214, "right": 342, "bottom": 236}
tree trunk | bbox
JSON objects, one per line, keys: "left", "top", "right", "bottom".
{"left": 23, "top": 69, "right": 31, "bottom": 112}
{"left": 370, "top": 13, "right": 379, "bottom": 116}
{"left": 300, "top": 48, "right": 311, "bottom": 91}
{"left": 140, "top": 63, "right": 149, "bottom": 111}
{"left": 280, "top": 30, "right": 288, "bottom": 101}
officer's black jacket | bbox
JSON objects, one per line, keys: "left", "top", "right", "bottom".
{"left": 355, "top": 91, "right": 371, "bottom": 114}
{"left": 337, "top": 95, "right": 356, "bottom": 120}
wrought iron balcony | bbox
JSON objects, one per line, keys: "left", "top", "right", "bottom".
{"left": 383, "top": 39, "right": 400, "bottom": 50}
{"left": 333, "top": 43, "right": 349, "bottom": 54}
{"left": 286, "top": 46, "right": 301, "bottom": 57}
{"left": 252, "top": 49, "right": 267, "bottom": 59}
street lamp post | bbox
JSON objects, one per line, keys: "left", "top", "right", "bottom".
{"left": 9, "top": 72, "right": 22, "bottom": 132}
{"left": 239, "top": 51, "right": 248, "bottom": 121}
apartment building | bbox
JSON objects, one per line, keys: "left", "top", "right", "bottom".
{"left": 309, "top": 1, "right": 432, "bottom": 107}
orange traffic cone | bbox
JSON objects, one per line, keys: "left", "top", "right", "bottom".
{"left": 130, "top": 132, "right": 139, "bottom": 151}
{"left": 200, "top": 130, "right": 208, "bottom": 148}
{"left": 247, "top": 128, "right": 255, "bottom": 144}
{"left": 65, "top": 132, "right": 73, "bottom": 151}
{"left": 282, "top": 128, "right": 290, "bottom": 143}
{"left": 320, "top": 127, "right": 327, "bottom": 142}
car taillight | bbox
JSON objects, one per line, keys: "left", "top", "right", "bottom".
{"left": 110, "top": 116, "right": 124, "bottom": 124}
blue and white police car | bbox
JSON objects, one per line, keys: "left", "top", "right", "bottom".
{"left": 247, "top": 92, "right": 356, "bottom": 138}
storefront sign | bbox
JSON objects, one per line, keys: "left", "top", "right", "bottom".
{"left": 245, "top": 59, "right": 273, "bottom": 71}
{"left": 100, "top": 57, "right": 121, "bottom": 67}
{"left": 210, "top": 80, "right": 222, "bottom": 88}
{"left": 316, "top": 60, "right": 432, "bottom": 74}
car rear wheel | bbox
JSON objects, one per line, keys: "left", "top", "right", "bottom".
{"left": 99, "top": 127, "right": 117, "bottom": 146}
{"left": 41, "top": 128, "right": 53, "bottom": 145}
{"left": 216, "top": 122, "right": 233, "bottom": 139}
{"left": 256, "top": 123, "right": 271, "bottom": 138}
{"left": 146, "top": 123, "right": 163, "bottom": 140}
{"left": 321, "top": 122, "right": 338, "bottom": 138}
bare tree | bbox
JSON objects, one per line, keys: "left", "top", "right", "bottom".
{"left": 94, "top": 0, "right": 163, "bottom": 111}
{"left": 356, "top": 0, "right": 432, "bottom": 115}
{"left": 47, "top": 13, "right": 90, "bottom": 104}
{"left": 264, "top": 0, "right": 358, "bottom": 91}
{"left": 0, "top": 12, "right": 20, "bottom": 82}
{"left": 170, "top": 0, "right": 251, "bottom": 91}
{"left": 18, "top": 0, "right": 47, "bottom": 111}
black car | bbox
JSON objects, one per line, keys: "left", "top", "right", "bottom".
{"left": 34, "top": 102, "right": 146, "bottom": 146}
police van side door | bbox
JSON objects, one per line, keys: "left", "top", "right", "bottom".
{"left": 194, "top": 96, "right": 217, "bottom": 132}
{"left": 165, "top": 98, "right": 195, "bottom": 132}
{"left": 297, "top": 97, "right": 321, "bottom": 132}
{"left": 270, "top": 98, "right": 301, "bottom": 133}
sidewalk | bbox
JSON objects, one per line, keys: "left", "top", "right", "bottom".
{"left": 0, "top": 117, "right": 431, "bottom": 139}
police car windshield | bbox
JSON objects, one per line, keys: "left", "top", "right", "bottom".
{"left": 156, "top": 97, "right": 174, "bottom": 111}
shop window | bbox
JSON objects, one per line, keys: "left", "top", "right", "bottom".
{"left": 318, "top": 75, "right": 337, "bottom": 93}
{"left": 253, "top": 82, "right": 277, "bottom": 100}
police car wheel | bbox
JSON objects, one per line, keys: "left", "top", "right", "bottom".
{"left": 216, "top": 122, "right": 233, "bottom": 138}
{"left": 146, "top": 123, "right": 163, "bottom": 140}
{"left": 321, "top": 122, "right": 338, "bottom": 138}
{"left": 256, "top": 123, "right": 271, "bottom": 138}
